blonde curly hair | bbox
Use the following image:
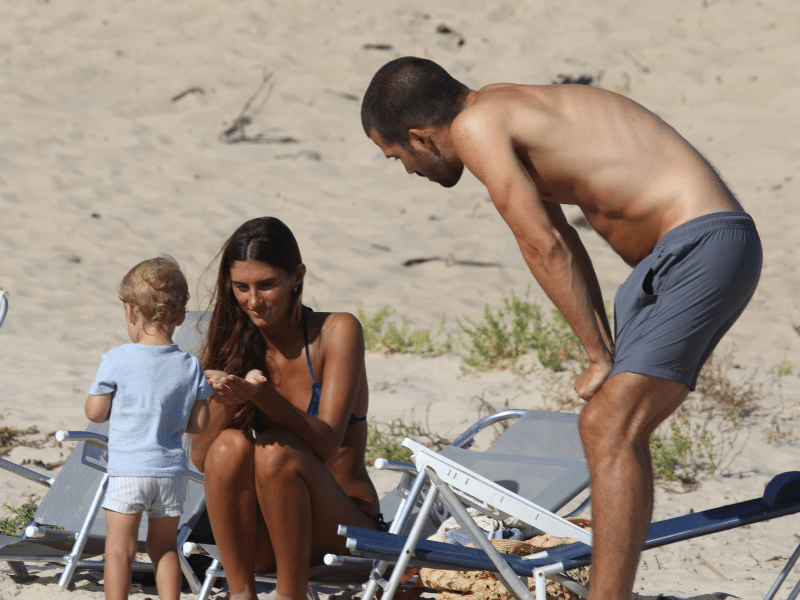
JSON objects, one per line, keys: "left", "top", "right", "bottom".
{"left": 118, "top": 255, "right": 189, "bottom": 328}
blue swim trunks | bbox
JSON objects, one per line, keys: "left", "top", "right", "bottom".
{"left": 609, "top": 212, "right": 762, "bottom": 390}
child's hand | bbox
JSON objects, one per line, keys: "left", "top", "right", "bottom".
{"left": 205, "top": 370, "right": 229, "bottom": 386}
{"left": 244, "top": 369, "right": 266, "bottom": 384}
{"left": 209, "top": 373, "right": 259, "bottom": 406}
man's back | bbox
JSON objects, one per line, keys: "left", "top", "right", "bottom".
{"left": 454, "top": 84, "right": 743, "bottom": 264}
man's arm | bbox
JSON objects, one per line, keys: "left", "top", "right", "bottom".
{"left": 452, "top": 112, "right": 613, "bottom": 398}
{"left": 546, "top": 203, "right": 614, "bottom": 356}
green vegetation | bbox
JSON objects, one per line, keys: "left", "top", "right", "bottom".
{"left": 0, "top": 499, "right": 37, "bottom": 537}
{"left": 457, "top": 288, "right": 584, "bottom": 372}
{"left": 649, "top": 347, "right": 762, "bottom": 484}
{"left": 365, "top": 419, "right": 419, "bottom": 465}
{"left": 357, "top": 305, "right": 450, "bottom": 355}
{"left": 358, "top": 299, "right": 776, "bottom": 485}
{"left": 772, "top": 357, "right": 792, "bottom": 377}
{"left": 357, "top": 288, "right": 586, "bottom": 373}
{"left": 366, "top": 412, "right": 450, "bottom": 466}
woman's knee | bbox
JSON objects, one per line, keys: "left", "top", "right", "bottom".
{"left": 253, "top": 429, "right": 306, "bottom": 480}
{"left": 205, "top": 429, "right": 255, "bottom": 479}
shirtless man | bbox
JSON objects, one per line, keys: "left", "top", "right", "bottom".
{"left": 361, "top": 57, "right": 762, "bottom": 599}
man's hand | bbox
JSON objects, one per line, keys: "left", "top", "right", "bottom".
{"left": 574, "top": 359, "right": 613, "bottom": 401}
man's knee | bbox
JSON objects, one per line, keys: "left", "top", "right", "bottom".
{"left": 578, "top": 373, "right": 690, "bottom": 455}
{"left": 578, "top": 400, "right": 614, "bottom": 455}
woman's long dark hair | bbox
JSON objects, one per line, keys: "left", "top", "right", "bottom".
{"left": 203, "top": 217, "right": 303, "bottom": 429}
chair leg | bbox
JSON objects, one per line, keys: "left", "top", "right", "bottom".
{"left": 196, "top": 558, "right": 221, "bottom": 600}
{"left": 765, "top": 542, "right": 800, "bottom": 600}
{"left": 787, "top": 579, "right": 800, "bottom": 600}
{"left": 431, "top": 472, "right": 534, "bottom": 600}
{"left": 176, "top": 523, "right": 202, "bottom": 594}
{"left": 362, "top": 469, "right": 431, "bottom": 600}
{"left": 58, "top": 473, "right": 109, "bottom": 589}
{"left": 306, "top": 585, "right": 321, "bottom": 600}
{"left": 380, "top": 485, "right": 442, "bottom": 600}
{"left": 6, "top": 561, "right": 30, "bottom": 580}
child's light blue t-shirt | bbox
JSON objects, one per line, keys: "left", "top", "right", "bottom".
{"left": 89, "top": 343, "right": 212, "bottom": 477}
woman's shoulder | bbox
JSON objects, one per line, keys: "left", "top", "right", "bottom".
{"left": 308, "top": 310, "right": 364, "bottom": 351}
{"left": 311, "top": 310, "right": 362, "bottom": 334}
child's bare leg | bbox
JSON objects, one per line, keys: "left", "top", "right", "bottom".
{"left": 104, "top": 509, "right": 142, "bottom": 600}
{"left": 146, "top": 515, "right": 181, "bottom": 600}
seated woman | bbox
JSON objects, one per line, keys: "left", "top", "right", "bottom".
{"left": 191, "top": 216, "right": 385, "bottom": 600}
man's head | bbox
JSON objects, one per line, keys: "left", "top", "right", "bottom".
{"left": 362, "top": 57, "right": 470, "bottom": 187}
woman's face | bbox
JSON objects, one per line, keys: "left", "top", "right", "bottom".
{"left": 229, "top": 259, "right": 303, "bottom": 330}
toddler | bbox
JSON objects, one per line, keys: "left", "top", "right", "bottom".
{"left": 85, "top": 256, "right": 211, "bottom": 600}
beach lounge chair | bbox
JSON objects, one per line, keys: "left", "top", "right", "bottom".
{"left": 0, "top": 289, "right": 8, "bottom": 330}
{"left": 0, "top": 310, "right": 211, "bottom": 591}
{"left": 183, "top": 407, "right": 592, "bottom": 600}
{"left": 0, "top": 423, "right": 207, "bottom": 592}
{"left": 339, "top": 436, "right": 800, "bottom": 600}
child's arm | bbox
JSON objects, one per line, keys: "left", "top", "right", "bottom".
{"left": 186, "top": 399, "right": 210, "bottom": 434}
{"left": 85, "top": 393, "right": 113, "bottom": 423}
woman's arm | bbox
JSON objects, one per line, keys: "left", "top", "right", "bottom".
{"left": 210, "top": 313, "right": 366, "bottom": 463}
{"left": 190, "top": 384, "right": 242, "bottom": 472}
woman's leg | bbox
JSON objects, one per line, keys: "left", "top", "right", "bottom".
{"left": 203, "top": 429, "right": 275, "bottom": 600}
{"left": 253, "top": 429, "right": 376, "bottom": 600}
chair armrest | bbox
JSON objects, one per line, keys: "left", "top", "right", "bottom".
{"left": 448, "top": 409, "right": 527, "bottom": 449}
{"left": 0, "top": 290, "right": 8, "bottom": 329}
{"left": 55, "top": 430, "right": 109, "bottom": 451}
{"left": 373, "top": 459, "right": 416, "bottom": 475}
{"left": 0, "top": 457, "right": 54, "bottom": 487}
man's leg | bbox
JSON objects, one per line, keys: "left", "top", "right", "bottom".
{"left": 579, "top": 372, "right": 690, "bottom": 600}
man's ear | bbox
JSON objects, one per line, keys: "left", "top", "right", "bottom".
{"left": 408, "top": 127, "right": 439, "bottom": 154}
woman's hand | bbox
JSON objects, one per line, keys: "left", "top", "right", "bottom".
{"left": 208, "top": 372, "right": 264, "bottom": 406}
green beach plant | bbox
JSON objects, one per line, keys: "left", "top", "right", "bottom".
{"left": 649, "top": 347, "right": 763, "bottom": 484}
{"left": 0, "top": 499, "right": 38, "bottom": 537}
{"left": 772, "top": 357, "right": 792, "bottom": 377}
{"left": 456, "top": 287, "right": 584, "bottom": 373}
{"left": 357, "top": 305, "right": 450, "bottom": 355}
{"left": 365, "top": 411, "right": 451, "bottom": 466}
{"left": 365, "top": 419, "right": 419, "bottom": 465}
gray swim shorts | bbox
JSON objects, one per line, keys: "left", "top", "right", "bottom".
{"left": 609, "top": 212, "right": 762, "bottom": 390}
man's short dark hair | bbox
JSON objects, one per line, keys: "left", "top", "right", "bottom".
{"left": 361, "top": 57, "right": 470, "bottom": 147}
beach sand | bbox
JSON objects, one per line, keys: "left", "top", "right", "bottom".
{"left": 1, "top": 0, "right": 799, "bottom": 598}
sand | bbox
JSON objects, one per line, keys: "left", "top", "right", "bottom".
{"left": 1, "top": 0, "right": 799, "bottom": 598}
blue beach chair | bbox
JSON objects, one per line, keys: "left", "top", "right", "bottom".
{"left": 338, "top": 454, "right": 800, "bottom": 600}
